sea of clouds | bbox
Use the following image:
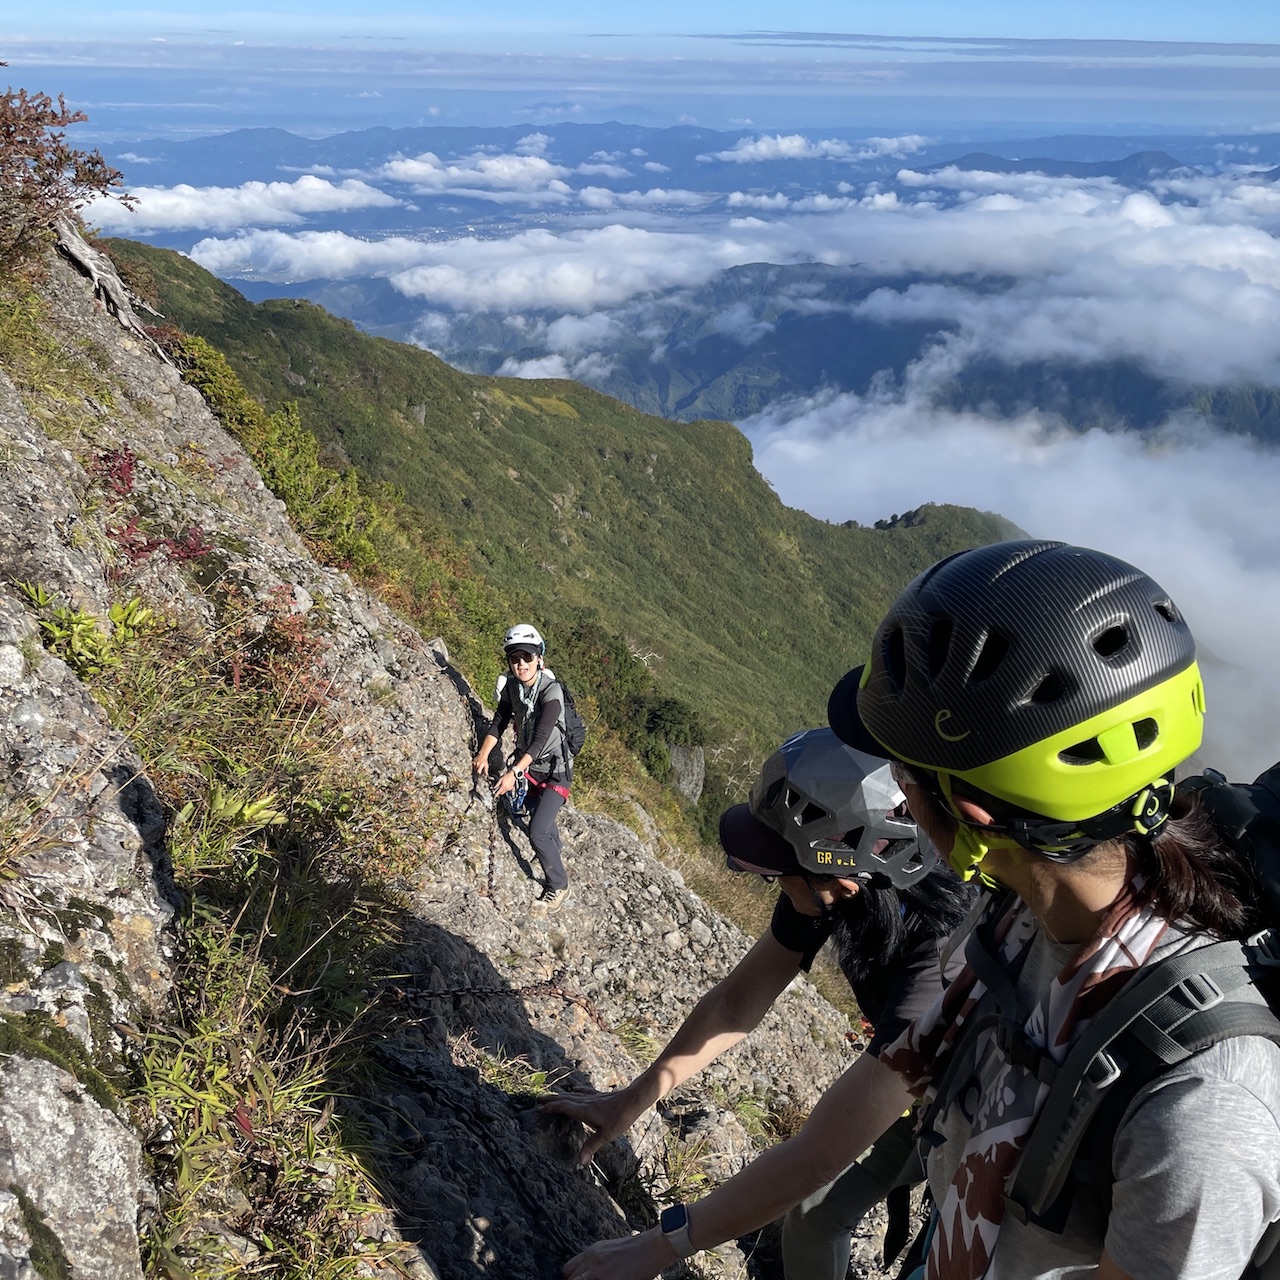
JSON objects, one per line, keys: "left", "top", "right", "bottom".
{"left": 91, "top": 133, "right": 1280, "bottom": 774}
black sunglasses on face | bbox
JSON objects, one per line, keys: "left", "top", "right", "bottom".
{"left": 508, "top": 651, "right": 537, "bottom": 665}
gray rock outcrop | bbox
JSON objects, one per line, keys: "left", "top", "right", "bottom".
{"left": 667, "top": 744, "right": 706, "bottom": 805}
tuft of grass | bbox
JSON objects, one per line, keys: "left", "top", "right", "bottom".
{"left": 451, "top": 1032, "right": 569, "bottom": 1105}
{"left": 659, "top": 1129, "right": 714, "bottom": 1206}
{"left": 612, "top": 1016, "right": 660, "bottom": 1066}
{"left": 0, "top": 278, "right": 117, "bottom": 440}
{"left": 24, "top": 574, "right": 435, "bottom": 1278}
{"left": 708, "top": 1085, "right": 809, "bottom": 1150}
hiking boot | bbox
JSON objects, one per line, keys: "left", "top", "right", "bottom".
{"left": 534, "top": 886, "right": 569, "bottom": 912}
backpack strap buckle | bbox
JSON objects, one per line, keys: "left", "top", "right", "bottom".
{"left": 1247, "top": 928, "right": 1280, "bottom": 968}
{"left": 1082, "top": 1048, "right": 1122, "bottom": 1090}
{"left": 1175, "top": 971, "right": 1225, "bottom": 1012}
{"left": 996, "top": 1018, "right": 1059, "bottom": 1086}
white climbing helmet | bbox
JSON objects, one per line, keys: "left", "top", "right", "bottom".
{"left": 503, "top": 623, "right": 545, "bottom": 656}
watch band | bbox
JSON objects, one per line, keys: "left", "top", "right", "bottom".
{"left": 659, "top": 1203, "right": 696, "bottom": 1259}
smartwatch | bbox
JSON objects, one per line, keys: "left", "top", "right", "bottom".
{"left": 659, "top": 1203, "right": 697, "bottom": 1259}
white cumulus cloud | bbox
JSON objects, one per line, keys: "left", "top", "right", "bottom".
{"left": 89, "top": 176, "right": 401, "bottom": 233}
{"left": 378, "top": 149, "right": 572, "bottom": 200}
{"left": 384, "top": 224, "right": 773, "bottom": 312}
{"left": 188, "top": 165, "right": 1280, "bottom": 389}
{"left": 702, "top": 133, "right": 856, "bottom": 163}
{"left": 496, "top": 352, "right": 614, "bottom": 381}
{"left": 576, "top": 162, "right": 632, "bottom": 178}
{"left": 577, "top": 187, "right": 708, "bottom": 210}
{"left": 728, "top": 191, "right": 792, "bottom": 210}
{"left": 743, "top": 387, "right": 1280, "bottom": 778}
{"left": 703, "top": 133, "right": 932, "bottom": 164}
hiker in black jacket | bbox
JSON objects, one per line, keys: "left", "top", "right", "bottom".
{"left": 473, "top": 623, "right": 572, "bottom": 911}
{"left": 547, "top": 728, "right": 971, "bottom": 1280}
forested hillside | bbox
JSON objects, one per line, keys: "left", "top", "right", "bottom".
{"left": 105, "top": 240, "right": 1016, "bottom": 782}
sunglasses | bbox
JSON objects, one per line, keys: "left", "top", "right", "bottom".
{"left": 508, "top": 651, "right": 537, "bottom": 665}
{"left": 891, "top": 761, "right": 952, "bottom": 812}
{"left": 891, "top": 761, "right": 926, "bottom": 791}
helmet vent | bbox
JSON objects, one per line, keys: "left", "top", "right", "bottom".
{"left": 762, "top": 778, "right": 786, "bottom": 810}
{"left": 843, "top": 825, "right": 865, "bottom": 849}
{"left": 1134, "top": 717, "right": 1158, "bottom": 750}
{"left": 1028, "top": 671, "right": 1069, "bottom": 705}
{"left": 884, "top": 627, "right": 907, "bottom": 692}
{"left": 1154, "top": 599, "right": 1180, "bottom": 623}
{"left": 970, "top": 630, "right": 1011, "bottom": 683}
{"left": 798, "top": 801, "right": 828, "bottom": 827}
{"left": 1092, "top": 625, "right": 1130, "bottom": 659}
{"left": 1059, "top": 737, "right": 1106, "bottom": 765}
{"left": 927, "top": 616, "right": 954, "bottom": 680}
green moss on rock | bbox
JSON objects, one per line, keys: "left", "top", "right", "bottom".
{"left": 9, "top": 1183, "right": 71, "bottom": 1280}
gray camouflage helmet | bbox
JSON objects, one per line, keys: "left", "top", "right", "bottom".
{"left": 749, "top": 727, "right": 934, "bottom": 888}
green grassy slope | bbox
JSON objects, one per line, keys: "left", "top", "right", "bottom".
{"left": 107, "top": 239, "right": 1018, "bottom": 745}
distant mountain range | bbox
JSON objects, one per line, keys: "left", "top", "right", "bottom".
{"left": 106, "top": 124, "right": 1280, "bottom": 200}
{"left": 925, "top": 150, "right": 1200, "bottom": 180}
{"left": 236, "top": 259, "right": 1280, "bottom": 441}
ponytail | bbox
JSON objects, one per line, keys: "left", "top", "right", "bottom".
{"left": 1129, "top": 789, "right": 1266, "bottom": 939}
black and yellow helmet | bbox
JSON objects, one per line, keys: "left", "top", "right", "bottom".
{"left": 830, "top": 541, "right": 1205, "bottom": 867}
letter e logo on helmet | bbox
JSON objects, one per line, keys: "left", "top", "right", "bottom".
{"left": 934, "top": 709, "right": 971, "bottom": 742}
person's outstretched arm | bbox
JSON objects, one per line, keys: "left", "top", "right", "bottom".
{"left": 562, "top": 1051, "right": 913, "bottom": 1280}
{"left": 542, "top": 931, "right": 804, "bottom": 1165}
{"left": 473, "top": 697, "right": 511, "bottom": 775}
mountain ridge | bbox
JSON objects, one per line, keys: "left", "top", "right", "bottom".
{"left": 105, "top": 237, "right": 1018, "bottom": 759}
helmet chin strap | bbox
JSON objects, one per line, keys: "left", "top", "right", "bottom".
{"left": 947, "top": 823, "right": 1019, "bottom": 885}
{"left": 943, "top": 778, "right": 1174, "bottom": 883}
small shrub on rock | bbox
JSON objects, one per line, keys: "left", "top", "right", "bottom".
{"left": 0, "top": 76, "right": 131, "bottom": 278}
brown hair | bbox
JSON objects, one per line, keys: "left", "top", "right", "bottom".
{"left": 1128, "top": 789, "right": 1266, "bottom": 939}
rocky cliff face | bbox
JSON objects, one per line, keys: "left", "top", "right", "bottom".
{"left": 0, "top": 235, "right": 892, "bottom": 1279}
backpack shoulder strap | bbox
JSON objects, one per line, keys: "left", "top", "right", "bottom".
{"left": 528, "top": 677, "right": 570, "bottom": 769}
{"left": 535, "top": 676, "right": 565, "bottom": 717}
{"left": 1008, "top": 933, "right": 1280, "bottom": 1226}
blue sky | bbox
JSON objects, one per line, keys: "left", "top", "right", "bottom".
{"left": 7, "top": 3, "right": 1280, "bottom": 137}
{"left": 6, "top": 1, "right": 1280, "bottom": 44}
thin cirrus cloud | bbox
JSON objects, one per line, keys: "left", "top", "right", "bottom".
{"left": 89, "top": 176, "right": 402, "bottom": 233}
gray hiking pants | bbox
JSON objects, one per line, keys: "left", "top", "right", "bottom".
{"left": 528, "top": 784, "right": 568, "bottom": 890}
{"left": 781, "top": 1110, "right": 921, "bottom": 1280}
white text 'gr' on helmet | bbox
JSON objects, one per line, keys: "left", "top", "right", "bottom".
{"left": 749, "top": 727, "right": 935, "bottom": 888}
{"left": 503, "top": 623, "right": 545, "bottom": 655}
